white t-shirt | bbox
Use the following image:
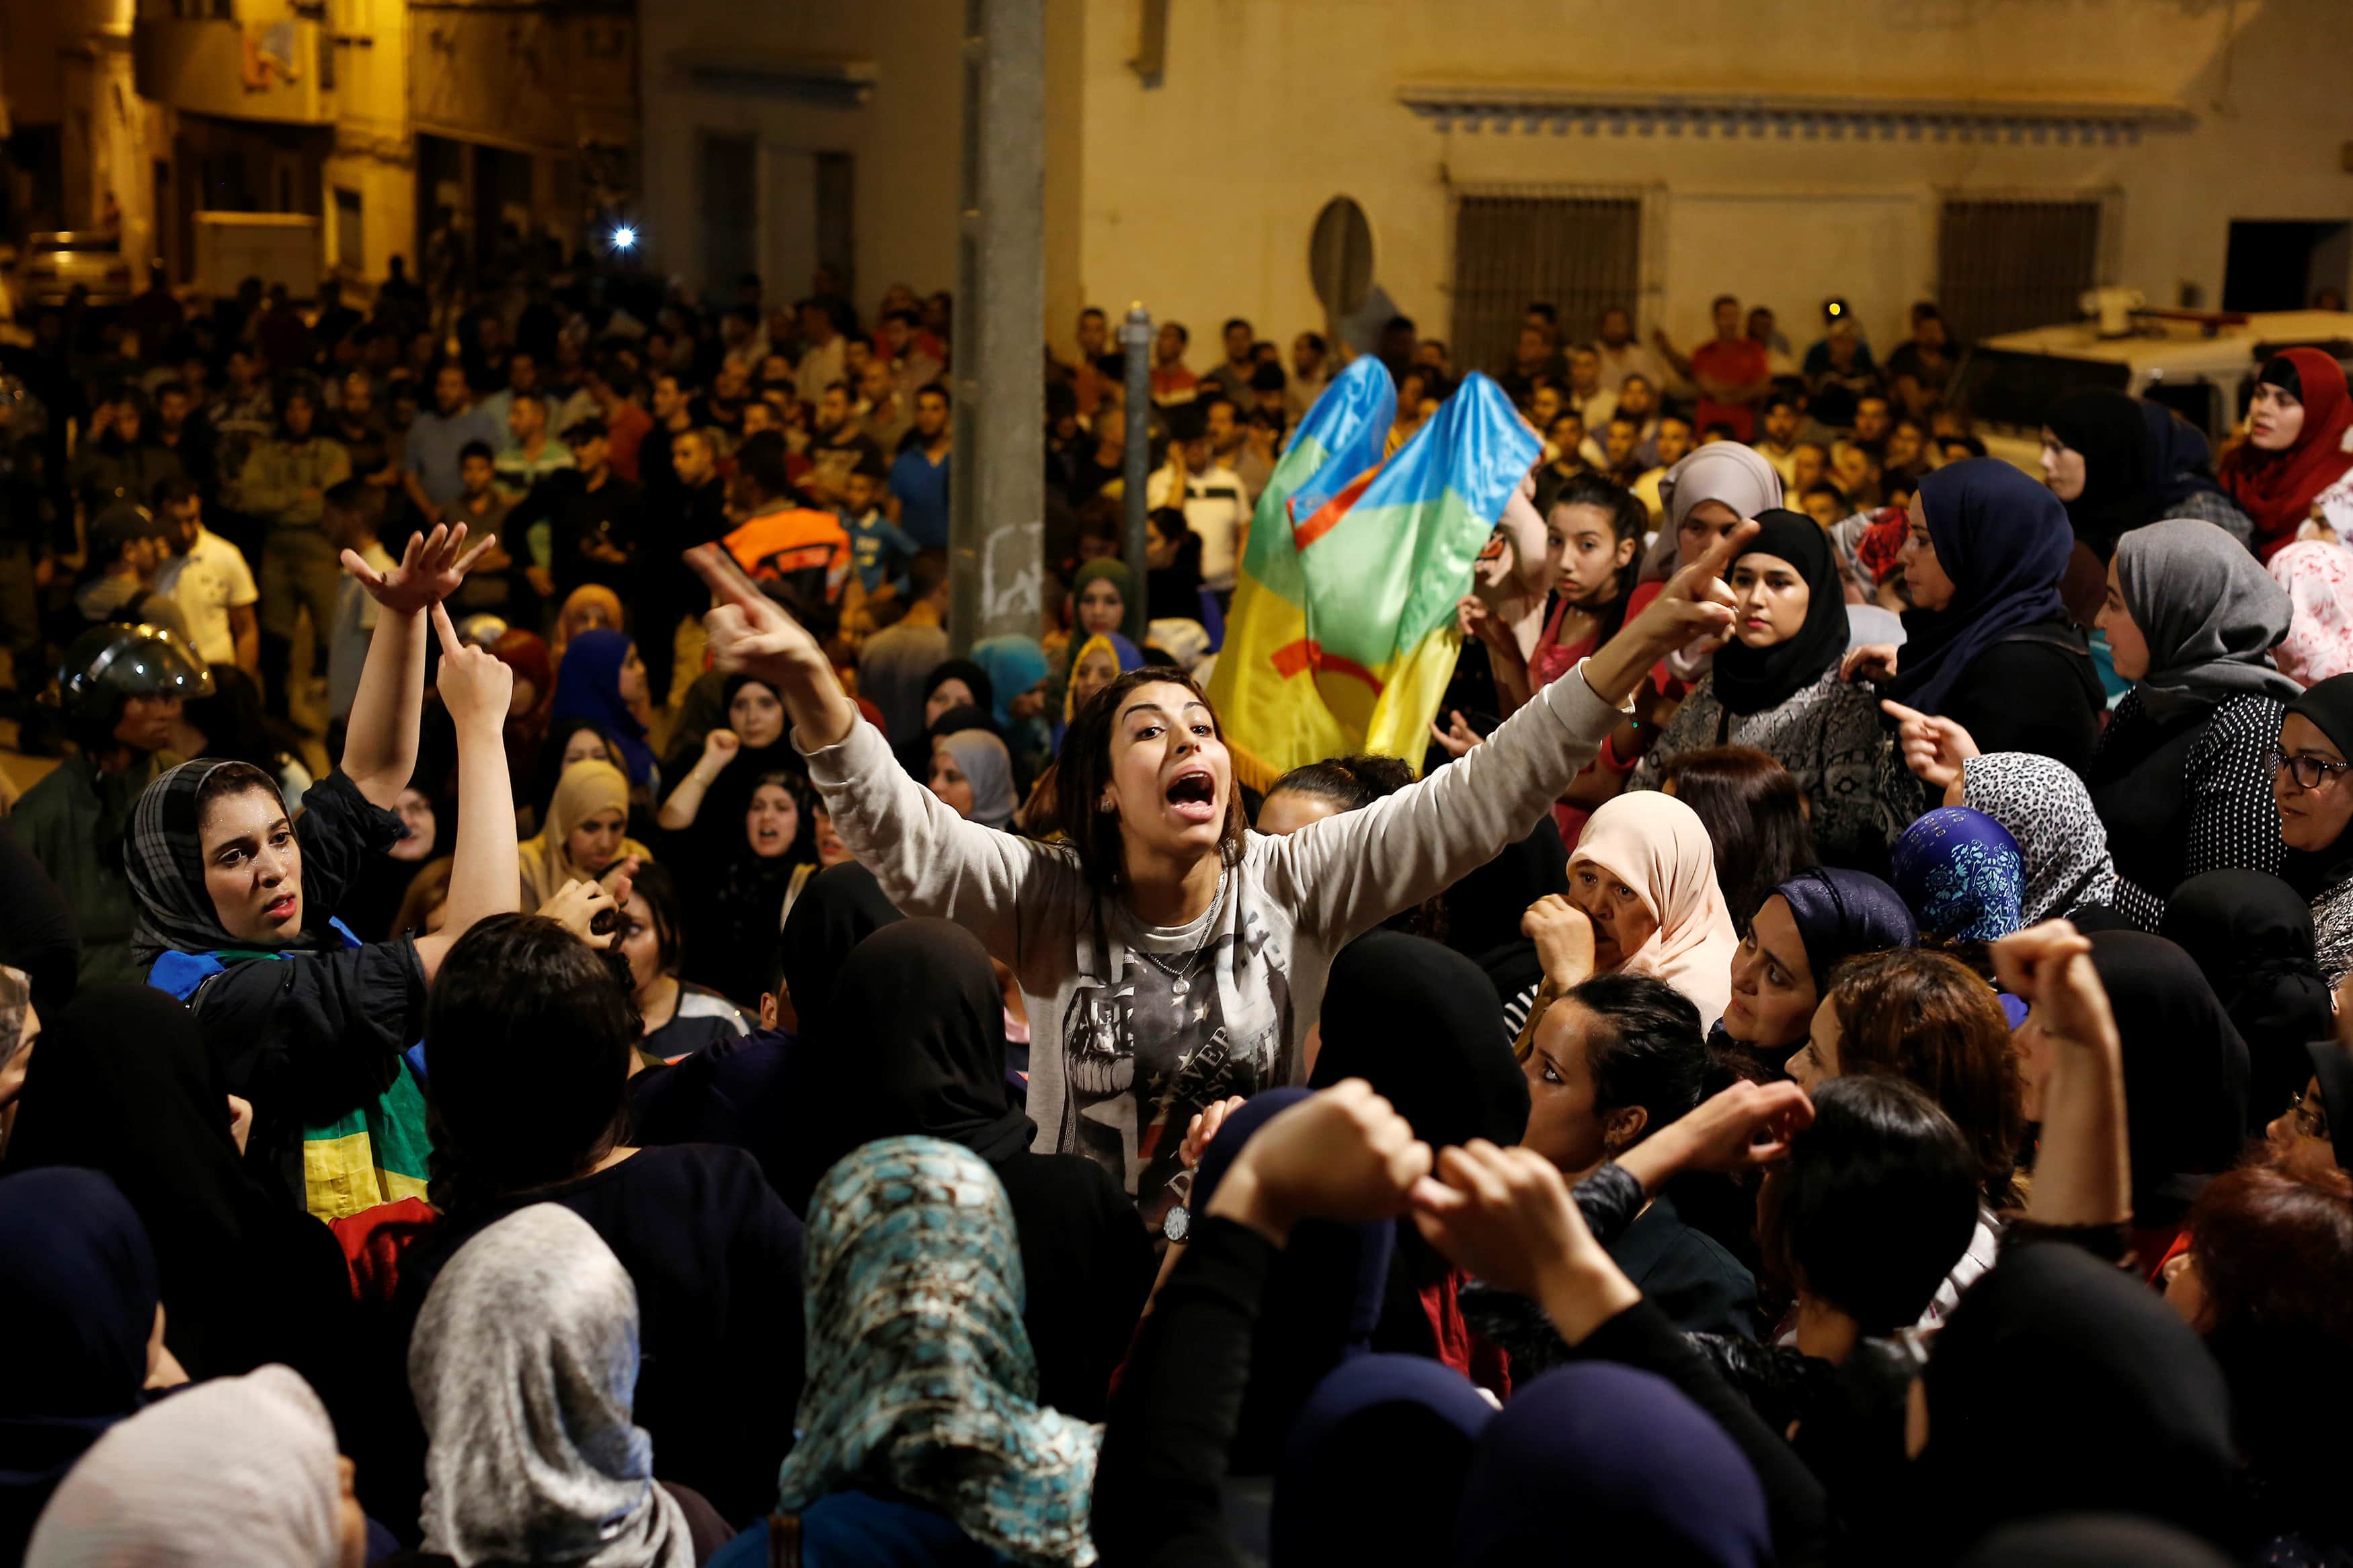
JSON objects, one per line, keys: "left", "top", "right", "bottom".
{"left": 1148, "top": 462, "right": 1253, "bottom": 590}
{"left": 154, "top": 526, "right": 259, "bottom": 668}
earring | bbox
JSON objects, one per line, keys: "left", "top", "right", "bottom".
{"left": 1098, "top": 796, "right": 1117, "bottom": 814}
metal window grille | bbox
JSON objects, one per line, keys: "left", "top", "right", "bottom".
{"left": 1936, "top": 193, "right": 2116, "bottom": 342}
{"left": 1450, "top": 190, "right": 1646, "bottom": 380}
{"left": 697, "top": 133, "right": 758, "bottom": 298}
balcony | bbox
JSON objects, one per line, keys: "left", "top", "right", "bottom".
{"left": 134, "top": 15, "right": 334, "bottom": 126}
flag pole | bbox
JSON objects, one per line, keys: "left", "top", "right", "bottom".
{"left": 1119, "top": 302, "right": 1153, "bottom": 645}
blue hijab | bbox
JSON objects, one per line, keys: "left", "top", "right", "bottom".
{"left": 1271, "top": 1354, "right": 1494, "bottom": 1566}
{"left": 1890, "top": 460, "right": 2073, "bottom": 716}
{"left": 1772, "top": 867, "right": 1917, "bottom": 985}
{"left": 1891, "top": 807, "right": 2025, "bottom": 943}
{"left": 969, "top": 635, "right": 1050, "bottom": 733}
{"left": 550, "top": 629, "right": 654, "bottom": 786}
{"left": 1452, "top": 1363, "right": 1771, "bottom": 1567}
{"left": 0, "top": 1168, "right": 160, "bottom": 1566}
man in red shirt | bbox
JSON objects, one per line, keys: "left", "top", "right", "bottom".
{"left": 584, "top": 353, "right": 655, "bottom": 485}
{"left": 1656, "top": 294, "right": 1771, "bottom": 444}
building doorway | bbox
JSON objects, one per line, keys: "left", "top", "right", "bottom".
{"left": 2223, "top": 220, "right": 2353, "bottom": 313}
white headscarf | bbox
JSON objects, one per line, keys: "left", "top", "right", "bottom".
{"left": 25, "top": 1365, "right": 345, "bottom": 1568}
{"left": 410, "top": 1204, "right": 692, "bottom": 1568}
{"left": 1570, "top": 791, "right": 1741, "bottom": 1028}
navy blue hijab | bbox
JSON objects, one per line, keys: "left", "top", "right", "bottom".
{"left": 0, "top": 1168, "right": 159, "bottom": 1565}
{"left": 1773, "top": 866, "right": 1916, "bottom": 988}
{"left": 1890, "top": 460, "right": 2073, "bottom": 716}
{"left": 1271, "top": 1354, "right": 1494, "bottom": 1566}
{"left": 550, "top": 628, "right": 655, "bottom": 785}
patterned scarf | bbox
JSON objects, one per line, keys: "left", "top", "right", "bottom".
{"left": 779, "top": 1138, "right": 1100, "bottom": 1567}
{"left": 123, "top": 758, "right": 327, "bottom": 968}
{"left": 1890, "top": 807, "right": 2026, "bottom": 943}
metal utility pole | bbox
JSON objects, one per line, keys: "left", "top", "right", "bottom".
{"left": 948, "top": 0, "right": 1045, "bottom": 651}
{"left": 1119, "top": 303, "right": 1152, "bottom": 645}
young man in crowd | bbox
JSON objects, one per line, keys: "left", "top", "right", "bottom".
{"left": 1655, "top": 294, "right": 1770, "bottom": 442}
{"left": 888, "top": 383, "right": 954, "bottom": 552}
{"left": 404, "top": 360, "right": 502, "bottom": 527}
{"left": 840, "top": 458, "right": 918, "bottom": 604}
{"left": 1202, "top": 317, "right": 1258, "bottom": 405}
{"left": 151, "top": 476, "right": 260, "bottom": 677}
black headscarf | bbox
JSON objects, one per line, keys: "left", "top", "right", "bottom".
{"left": 2141, "top": 401, "right": 2233, "bottom": 520}
{"left": 1915, "top": 1242, "right": 2235, "bottom": 1557}
{"left": 1192, "top": 1088, "right": 1398, "bottom": 1475}
{"left": 2159, "top": 870, "right": 2332, "bottom": 1131}
{"left": 1310, "top": 930, "right": 1527, "bottom": 1150}
{"left": 1889, "top": 460, "right": 2075, "bottom": 717}
{"left": 806, "top": 919, "right": 1033, "bottom": 1171}
{"left": 2280, "top": 673, "right": 2353, "bottom": 898}
{"left": 692, "top": 674, "right": 807, "bottom": 842}
{"left": 2045, "top": 389, "right": 2156, "bottom": 559}
{"left": 2304, "top": 1038, "right": 2353, "bottom": 1171}
{"left": 1, "top": 985, "right": 351, "bottom": 1384}
{"left": 1955, "top": 1515, "right": 2233, "bottom": 1568}
{"left": 774, "top": 862, "right": 904, "bottom": 1048}
{"left": 0, "top": 1168, "right": 159, "bottom": 1566}
{"left": 1710, "top": 509, "right": 1853, "bottom": 717}
{"left": 2083, "top": 932, "right": 2250, "bottom": 1229}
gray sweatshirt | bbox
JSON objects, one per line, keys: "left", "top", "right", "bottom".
{"left": 799, "top": 666, "right": 1624, "bottom": 1224}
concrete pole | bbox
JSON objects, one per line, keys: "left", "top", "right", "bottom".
{"left": 948, "top": 0, "right": 1045, "bottom": 653}
{"left": 1119, "top": 303, "right": 1152, "bottom": 645}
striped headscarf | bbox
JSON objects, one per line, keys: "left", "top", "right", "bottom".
{"left": 123, "top": 758, "right": 320, "bottom": 966}
{"left": 779, "top": 1137, "right": 1100, "bottom": 1567}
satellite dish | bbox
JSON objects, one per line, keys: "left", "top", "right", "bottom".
{"left": 1309, "top": 197, "right": 1375, "bottom": 324}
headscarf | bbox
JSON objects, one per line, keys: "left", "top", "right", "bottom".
{"left": 2303, "top": 1037, "right": 2353, "bottom": 1171}
{"left": 937, "top": 729, "right": 1018, "bottom": 829}
{"left": 2220, "top": 349, "right": 2353, "bottom": 557}
{"left": 1890, "top": 460, "right": 2074, "bottom": 716}
{"left": 970, "top": 634, "right": 1050, "bottom": 733}
{"left": 2159, "top": 870, "right": 2332, "bottom": 1130}
{"left": 1310, "top": 930, "right": 1528, "bottom": 1150}
{"left": 551, "top": 628, "right": 654, "bottom": 785}
{"left": 2282, "top": 672, "right": 2353, "bottom": 897}
{"left": 492, "top": 627, "right": 553, "bottom": 720}
{"left": 2083, "top": 932, "right": 2249, "bottom": 1227}
{"left": 1960, "top": 753, "right": 2118, "bottom": 922}
{"left": 1890, "top": 807, "right": 2024, "bottom": 943}
{"left": 1190, "top": 1090, "right": 1398, "bottom": 1475}
{"left": 2, "top": 985, "right": 350, "bottom": 1383}
{"left": 789, "top": 921, "right": 1033, "bottom": 1190}
{"left": 1917, "top": 1241, "right": 2234, "bottom": 1553}
{"left": 1270, "top": 1355, "right": 1494, "bottom": 1567}
{"left": 1451, "top": 1363, "right": 1771, "bottom": 1568}
{"left": 22, "top": 1365, "right": 346, "bottom": 1568}
{"left": 518, "top": 758, "right": 646, "bottom": 909}
{"left": 776, "top": 862, "right": 906, "bottom": 1048}
{"left": 1956, "top": 1516, "right": 2233, "bottom": 1568}
{"left": 2267, "top": 539, "right": 2353, "bottom": 688}
{"left": 553, "top": 583, "right": 627, "bottom": 664}
{"left": 411, "top": 1204, "right": 693, "bottom": 1568}
{"left": 2111, "top": 518, "right": 2298, "bottom": 716}
{"left": 1570, "top": 792, "right": 1741, "bottom": 1026}
{"left": 1059, "top": 631, "right": 1144, "bottom": 728}
{"left": 778, "top": 1138, "right": 1100, "bottom": 1568}
{"left": 0, "top": 1169, "right": 159, "bottom": 1567}
{"left": 1772, "top": 867, "right": 1915, "bottom": 986}
{"left": 123, "top": 757, "right": 329, "bottom": 966}
{"left": 922, "top": 658, "right": 996, "bottom": 725}
{"left": 689, "top": 673, "right": 806, "bottom": 862}
{"left": 2044, "top": 388, "right": 2157, "bottom": 556}
{"left": 1066, "top": 557, "right": 1135, "bottom": 630}
{"left": 2141, "top": 401, "right": 2234, "bottom": 520}
{"left": 1710, "top": 508, "right": 1853, "bottom": 716}
{"left": 1659, "top": 441, "right": 1785, "bottom": 539}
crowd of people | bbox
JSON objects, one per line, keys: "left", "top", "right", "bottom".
{"left": 1, "top": 253, "right": 2352, "bottom": 1567}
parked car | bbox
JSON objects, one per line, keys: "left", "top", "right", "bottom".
{"left": 13, "top": 231, "right": 134, "bottom": 308}
{"left": 1950, "top": 307, "right": 2353, "bottom": 474}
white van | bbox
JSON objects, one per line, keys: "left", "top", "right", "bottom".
{"left": 1950, "top": 308, "right": 2353, "bottom": 474}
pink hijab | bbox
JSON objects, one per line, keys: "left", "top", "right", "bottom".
{"left": 2268, "top": 540, "right": 2353, "bottom": 688}
{"left": 1570, "top": 792, "right": 1739, "bottom": 1028}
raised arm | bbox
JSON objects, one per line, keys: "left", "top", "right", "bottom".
{"left": 1266, "top": 520, "right": 1753, "bottom": 944}
{"left": 656, "top": 728, "right": 740, "bottom": 829}
{"left": 337, "top": 522, "right": 496, "bottom": 807}
{"left": 410, "top": 604, "right": 522, "bottom": 983}
{"left": 688, "top": 545, "right": 1055, "bottom": 956}
{"left": 1990, "top": 922, "right": 2131, "bottom": 1229}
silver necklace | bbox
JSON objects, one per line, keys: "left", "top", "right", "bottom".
{"left": 1134, "top": 869, "right": 1226, "bottom": 999}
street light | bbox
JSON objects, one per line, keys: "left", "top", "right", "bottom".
{"left": 610, "top": 224, "right": 639, "bottom": 252}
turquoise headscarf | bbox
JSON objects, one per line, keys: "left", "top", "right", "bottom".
{"left": 777, "top": 1138, "right": 1101, "bottom": 1567}
{"left": 969, "top": 636, "right": 1050, "bottom": 733}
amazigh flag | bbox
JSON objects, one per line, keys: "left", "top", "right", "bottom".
{"left": 1208, "top": 365, "right": 1540, "bottom": 789}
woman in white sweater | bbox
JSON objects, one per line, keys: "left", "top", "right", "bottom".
{"left": 686, "top": 530, "right": 1752, "bottom": 1226}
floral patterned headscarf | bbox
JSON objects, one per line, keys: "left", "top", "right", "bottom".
{"left": 1890, "top": 807, "right": 2026, "bottom": 944}
{"left": 777, "top": 1137, "right": 1100, "bottom": 1567}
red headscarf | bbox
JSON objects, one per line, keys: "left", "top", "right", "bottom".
{"left": 2221, "top": 347, "right": 2353, "bottom": 559}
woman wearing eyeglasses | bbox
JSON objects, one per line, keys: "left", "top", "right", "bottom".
{"left": 1890, "top": 518, "right": 2298, "bottom": 930}
{"left": 2276, "top": 673, "right": 2353, "bottom": 987}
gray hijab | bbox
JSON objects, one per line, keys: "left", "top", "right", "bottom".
{"left": 939, "top": 729, "right": 1019, "bottom": 829}
{"left": 2114, "top": 518, "right": 2300, "bottom": 718}
{"left": 409, "top": 1204, "right": 692, "bottom": 1568}
{"left": 1962, "top": 752, "right": 2118, "bottom": 923}
{"left": 1640, "top": 442, "right": 1788, "bottom": 583}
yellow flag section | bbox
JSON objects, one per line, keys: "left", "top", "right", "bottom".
{"left": 1208, "top": 364, "right": 1540, "bottom": 790}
